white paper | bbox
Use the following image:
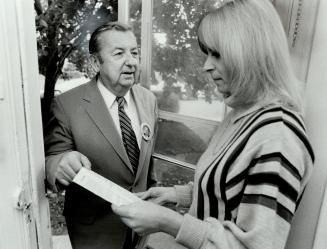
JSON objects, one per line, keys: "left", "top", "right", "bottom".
{"left": 73, "top": 167, "right": 140, "bottom": 206}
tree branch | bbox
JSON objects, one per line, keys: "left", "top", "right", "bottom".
{"left": 34, "top": 0, "right": 43, "bottom": 15}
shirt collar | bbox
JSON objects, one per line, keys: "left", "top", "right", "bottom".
{"left": 97, "top": 78, "right": 131, "bottom": 108}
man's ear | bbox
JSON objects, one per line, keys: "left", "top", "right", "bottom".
{"left": 89, "top": 54, "right": 100, "bottom": 73}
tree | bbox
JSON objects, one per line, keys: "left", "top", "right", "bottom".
{"left": 150, "top": 0, "right": 219, "bottom": 102}
{"left": 35, "top": 0, "right": 118, "bottom": 128}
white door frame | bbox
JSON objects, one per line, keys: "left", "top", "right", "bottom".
{"left": 0, "top": 0, "right": 52, "bottom": 248}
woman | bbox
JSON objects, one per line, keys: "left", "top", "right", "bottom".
{"left": 112, "top": 0, "right": 314, "bottom": 248}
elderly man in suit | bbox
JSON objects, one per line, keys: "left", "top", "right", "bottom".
{"left": 45, "top": 22, "right": 157, "bottom": 249}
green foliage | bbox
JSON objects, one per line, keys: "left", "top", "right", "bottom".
{"left": 35, "top": 0, "right": 118, "bottom": 77}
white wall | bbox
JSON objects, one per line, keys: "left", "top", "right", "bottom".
{"left": 286, "top": 1, "right": 327, "bottom": 248}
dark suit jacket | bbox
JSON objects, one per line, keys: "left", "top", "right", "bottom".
{"left": 45, "top": 78, "right": 157, "bottom": 249}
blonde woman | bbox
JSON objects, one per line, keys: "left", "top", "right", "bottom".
{"left": 112, "top": 1, "right": 314, "bottom": 248}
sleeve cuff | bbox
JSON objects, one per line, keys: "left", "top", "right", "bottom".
{"left": 174, "top": 183, "right": 193, "bottom": 207}
{"left": 45, "top": 153, "right": 65, "bottom": 192}
{"left": 175, "top": 214, "right": 207, "bottom": 249}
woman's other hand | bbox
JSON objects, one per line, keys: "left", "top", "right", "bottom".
{"left": 112, "top": 200, "right": 182, "bottom": 237}
{"left": 135, "top": 187, "right": 177, "bottom": 205}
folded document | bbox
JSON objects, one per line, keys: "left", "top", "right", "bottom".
{"left": 73, "top": 167, "right": 140, "bottom": 206}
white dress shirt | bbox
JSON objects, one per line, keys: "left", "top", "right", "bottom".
{"left": 97, "top": 80, "right": 141, "bottom": 147}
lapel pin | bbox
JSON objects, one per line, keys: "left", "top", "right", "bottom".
{"left": 141, "top": 122, "right": 152, "bottom": 141}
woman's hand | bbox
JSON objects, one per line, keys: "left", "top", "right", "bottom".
{"left": 135, "top": 187, "right": 177, "bottom": 205}
{"left": 112, "top": 200, "right": 183, "bottom": 237}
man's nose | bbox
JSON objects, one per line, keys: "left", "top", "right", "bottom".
{"left": 125, "top": 53, "right": 138, "bottom": 66}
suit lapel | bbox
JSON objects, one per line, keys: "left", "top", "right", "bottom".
{"left": 131, "top": 86, "right": 154, "bottom": 182}
{"left": 82, "top": 79, "right": 134, "bottom": 173}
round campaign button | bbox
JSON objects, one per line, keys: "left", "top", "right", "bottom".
{"left": 141, "top": 122, "right": 152, "bottom": 141}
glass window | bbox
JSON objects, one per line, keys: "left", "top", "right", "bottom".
{"left": 153, "top": 157, "right": 194, "bottom": 187}
{"left": 130, "top": 0, "right": 142, "bottom": 44}
{"left": 155, "top": 112, "right": 219, "bottom": 165}
{"left": 153, "top": 157, "right": 194, "bottom": 213}
{"left": 145, "top": 0, "right": 224, "bottom": 169}
{"left": 150, "top": 0, "right": 225, "bottom": 122}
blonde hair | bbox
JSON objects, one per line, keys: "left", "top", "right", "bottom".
{"left": 198, "top": 0, "right": 303, "bottom": 112}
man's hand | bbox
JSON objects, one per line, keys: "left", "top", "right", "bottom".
{"left": 55, "top": 151, "right": 91, "bottom": 186}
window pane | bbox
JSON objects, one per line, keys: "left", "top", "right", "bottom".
{"left": 130, "top": 0, "right": 142, "bottom": 44}
{"left": 153, "top": 157, "right": 194, "bottom": 186}
{"left": 153, "top": 157, "right": 194, "bottom": 213}
{"left": 150, "top": 0, "right": 225, "bottom": 121}
{"left": 154, "top": 112, "right": 219, "bottom": 165}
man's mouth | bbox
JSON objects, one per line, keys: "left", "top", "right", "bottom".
{"left": 122, "top": 71, "right": 134, "bottom": 74}
{"left": 121, "top": 71, "right": 134, "bottom": 78}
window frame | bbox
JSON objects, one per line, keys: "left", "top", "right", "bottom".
{"left": 273, "top": 0, "right": 320, "bottom": 82}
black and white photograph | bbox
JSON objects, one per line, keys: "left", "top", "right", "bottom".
{"left": 0, "top": 0, "right": 325, "bottom": 249}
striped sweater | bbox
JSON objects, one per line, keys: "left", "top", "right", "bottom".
{"left": 174, "top": 103, "right": 314, "bottom": 249}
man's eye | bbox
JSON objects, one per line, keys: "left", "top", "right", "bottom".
{"left": 113, "top": 51, "right": 123, "bottom": 56}
{"left": 131, "top": 51, "right": 139, "bottom": 57}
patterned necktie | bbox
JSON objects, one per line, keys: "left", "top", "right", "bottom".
{"left": 116, "top": 96, "right": 140, "bottom": 174}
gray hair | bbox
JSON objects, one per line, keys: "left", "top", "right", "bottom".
{"left": 89, "top": 21, "right": 133, "bottom": 55}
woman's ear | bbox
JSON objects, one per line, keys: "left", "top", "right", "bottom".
{"left": 89, "top": 54, "right": 100, "bottom": 73}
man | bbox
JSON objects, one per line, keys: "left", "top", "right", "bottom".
{"left": 45, "top": 22, "right": 157, "bottom": 249}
